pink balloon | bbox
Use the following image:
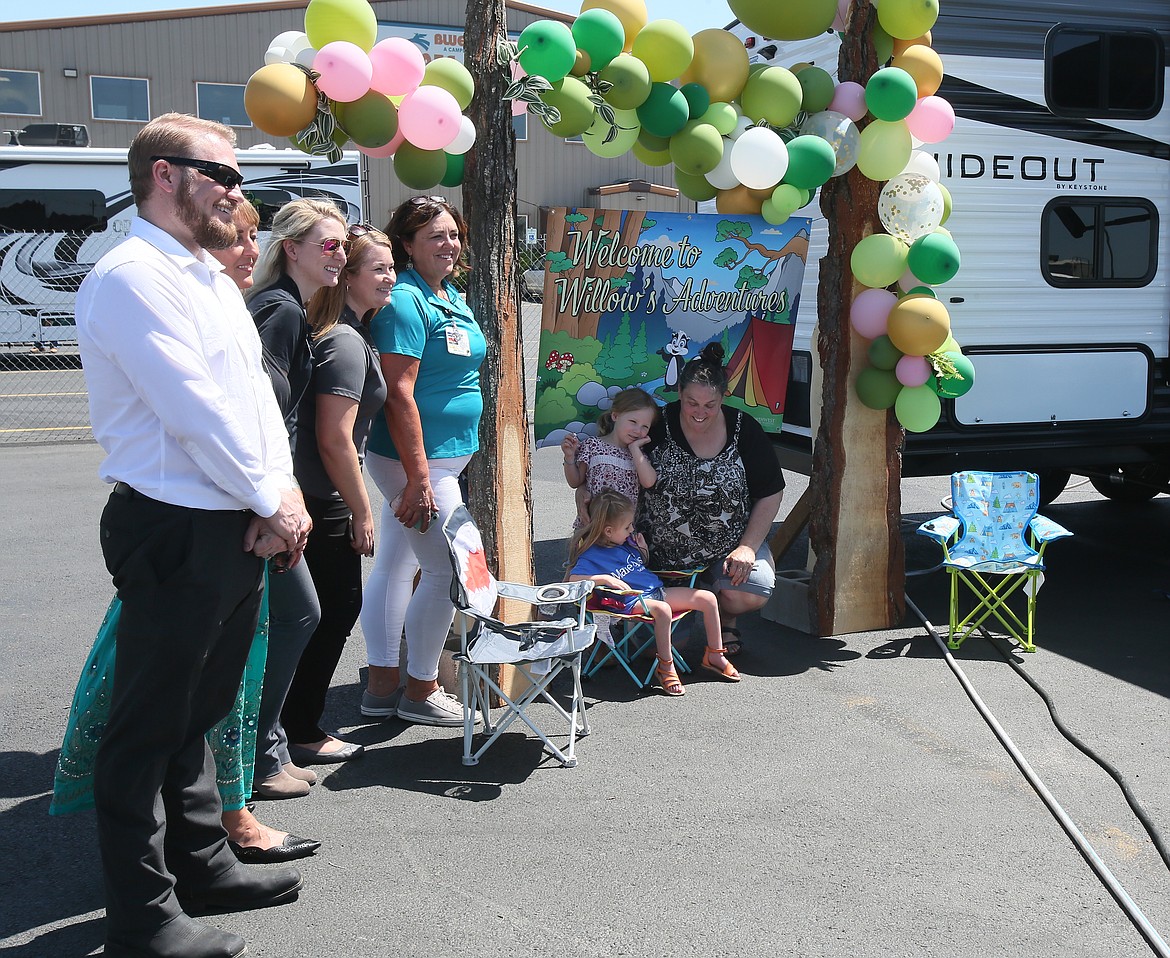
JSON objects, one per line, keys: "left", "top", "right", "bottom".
{"left": 850, "top": 287, "right": 898, "bottom": 339}
{"left": 906, "top": 95, "right": 956, "bottom": 143}
{"left": 357, "top": 127, "right": 405, "bottom": 158}
{"left": 829, "top": 80, "right": 867, "bottom": 122}
{"left": 369, "top": 37, "right": 426, "bottom": 97}
{"left": 313, "top": 41, "right": 373, "bottom": 102}
{"left": 397, "top": 85, "right": 462, "bottom": 151}
{"left": 896, "top": 354, "right": 932, "bottom": 387}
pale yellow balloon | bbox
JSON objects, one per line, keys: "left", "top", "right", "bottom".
{"left": 580, "top": 0, "right": 649, "bottom": 52}
{"left": 679, "top": 29, "right": 750, "bottom": 104}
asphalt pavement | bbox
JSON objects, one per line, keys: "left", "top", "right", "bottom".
{"left": 2, "top": 435, "right": 1169, "bottom": 958}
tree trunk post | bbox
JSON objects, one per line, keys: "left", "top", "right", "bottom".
{"left": 808, "top": 1, "right": 906, "bottom": 635}
{"left": 463, "top": 0, "right": 534, "bottom": 619}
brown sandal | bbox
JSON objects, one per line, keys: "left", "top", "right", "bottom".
{"left": 654, "top": 657, "right": 686, "bottom": 697}
{"left": 700, "top": 648, "right": 741, "bottom": 682}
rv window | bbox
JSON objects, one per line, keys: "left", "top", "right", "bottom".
{"left": 0, "top": 190, "right": 108, "bottom": 232}
{"left": 1046, "top": 27, "right": 1163, "bottom": 119}
{"left": 196, "top": 83, "right": 252, "bottom": 128}
{"left": 1041, "top": 198, "right": 1156, "bottom": 288}
{"left": 241, "top": 189, "right": 348, "bottom": 232}
{"left": 0, "top": 69, "right": 41, "bottom": 117}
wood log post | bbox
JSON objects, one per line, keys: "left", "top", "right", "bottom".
{"left": 807, "top": 1, "right": 906, "bottom": 635}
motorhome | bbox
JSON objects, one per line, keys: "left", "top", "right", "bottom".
{"left": 0, "top": 141, "right": 363, "bottom": 349}
{"left": 734, "top": 0, "right": 1170, "bottom": 502}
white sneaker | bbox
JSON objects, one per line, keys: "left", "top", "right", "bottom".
{"left": 396, "top": 686, "right": 481, "bottom": 727}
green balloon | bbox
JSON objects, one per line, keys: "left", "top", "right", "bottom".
{"left": 304, "top": 0, "right": 377, "bottom": 51}
{"left": 938, "top": 182, "right": 952, "bottom": 225}
{"left": 740, "top": 67, "right": 803, "bottom": 127}
{"left": 422, "top": 58, "right": 475, "bottom": 111}
{"left": 583, "top": 107, "right": 641, "bottom": 158}
{"left": 907, "top": 231, "right": 962, "bottom": 285}
{"left": 760, "top": 198, "right": 788, "bottom": 225}
{"left": 637, "top": 128, "right": 671, "bottom": 151}
{"left": 879, "top": 0, "right": 940, "bottom": 41}
{"left": 904, "top": 285, "right": 937, "bottom": 298}
{"left": 542, "top": 76, "right": 597, "bottom": 137}
{"left": 851, "top": 233, "right": 909, "bottom": 288}
{"left": 771, "top": 183, "right": 804, "bottom": 218}
{"left": 797, "top": 67, "right": 835, "bottom": 114}
{"left": 936, "top": 351, "right": 975, "bottom": 398}
{"left": 728, "top": 0, "right": 837, "bottom": 42}
{"left": 669, "top": 120, "right": 724, "bottom": 176}
{"left": 599, "top": 54, "right": 653, "bottom": 110}
{"left": 680, "top": 82, "right": 711, "bottom": 119}
{"left": 631, "top": 19, "right": 695, "bottom": 82}
{"left": 517, "top": 20, "right": 577, "bottom": 82}
{"left": 856, "top": 367, "right": 903, "bottom": 410}
{"left": 783, "top": 134, "right": 837, "bottom": 189}
{"left": 856, "top": 119, "right": 912, "bottom": 181}
{"left": 632, "top": 139, "right": 673, "bottom": 166}
{"left": 440, "top": 150, "right": 465, "bottom": 187}
{"left": 393, "top": 143, "right": 446, "bottom": 190}
{"left": 572, "top": 8, "right": 625, "bottom": 72}
{"left": 675, "top": 167, "right": 718, "bottom": 201}
{"left": 636, "top": 82, "right": 690, "bottom": 138}
{"left": 333, "top": 91, "right": 399, "bottom": 148}
{"left": 868, "top": 335, "right": 903, "bottom": 371}
{"left": 895, "top": 383, "right": 942, "bottom": 432}
{"left": 872, "top": 21, "right": 895, "bottom": 63}
{"left": 700, "top": 101, "right": 738, "bottom": 136}
{"left": 865, "top": 67, "right": 919, "bottom": 121}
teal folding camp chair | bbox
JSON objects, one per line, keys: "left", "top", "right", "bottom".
{"left": 917, "top": 471, "right": 1073, "bottom": 652}
{"left": 582, "top": 569, "right": 699, "bottom": 689}
{"left": 443, "top": 505, "right": 597, "bottom": 767}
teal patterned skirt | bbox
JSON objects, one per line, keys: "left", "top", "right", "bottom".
{"left": 50, "top": 582, "right": 270, "bottom": 816}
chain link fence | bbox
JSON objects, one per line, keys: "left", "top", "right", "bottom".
{"left": 0, "top": 230, "right": 548, "bottom": 445}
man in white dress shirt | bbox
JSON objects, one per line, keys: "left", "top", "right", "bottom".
{"left": 76, "top": 113, "right": 311, "bottom": 958}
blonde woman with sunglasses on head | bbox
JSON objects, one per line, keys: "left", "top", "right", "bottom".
{"left": 245, "top": 199, "right": 366, "bottom": 774}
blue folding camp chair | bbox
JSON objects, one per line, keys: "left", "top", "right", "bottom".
{"left": 582, "top": 569, "right": 699, "bottom": 689}
{"left": 443, "top": 505, "right": 597, "bottom": 767}
{"left": 917, "top": 471, "right": 1073, "bottom": 652}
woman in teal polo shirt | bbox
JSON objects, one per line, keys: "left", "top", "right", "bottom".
{"left": 360, "top": 195, "right": 487, "bottom": 727}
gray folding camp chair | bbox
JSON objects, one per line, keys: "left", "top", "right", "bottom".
{"left": 443, "top": 505, "right": 596, "bottom": 767}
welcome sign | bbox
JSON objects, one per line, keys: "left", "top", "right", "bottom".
{"left": 534, "top": 208, "right": 811, "bottom": 445}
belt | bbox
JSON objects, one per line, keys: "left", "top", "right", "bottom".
{"left": 112, "top": 481, "right": 146, "bottom": 499}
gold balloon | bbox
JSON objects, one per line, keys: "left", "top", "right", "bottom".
{"left": 580, "top": 0, "right": 649, "bottom": 52}
{"left": 886, "top": 295, "right": 951, "bottom": 356}
{"left": 244, "top": 63, "right": 318, "bottom": 138}
{"left": 715, "top": 184, "right": 768, "bottom": 215}
{"left": 892, "top": 30, "right": 932, "bottom": 57}
{"left": 892, "top": 44, "right": 944, "bottom": 97}
{"left": 570, "top": 49, "right": 593, "bottom": 77}
{"left": 680, "top": 29, "right": 750, "bottom": 103}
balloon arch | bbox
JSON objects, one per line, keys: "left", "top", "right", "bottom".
{"left": 243, "top": 0, "right": 971, "bottom": 432}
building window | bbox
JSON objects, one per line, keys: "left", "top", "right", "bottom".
{"left": 1046, "top": 26, "right": 1163, "bottom": 119}
{"left": 512, "top": 112, "right": 527, "bottom": 141}
{"left": 1041, "top": 197, "right": 1157, "bottom": 287}
{"left": 0, "top": 69, "right": 42, "bottom": 117}
{"left": 196, "top": 82, "right": 251, "bottom": 127}
{"left": 91, "top": 75, "right": 149, "bottom": 122}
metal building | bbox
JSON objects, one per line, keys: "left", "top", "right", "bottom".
{"left": 0, "top": 0, "right": 692, "bottom": 232}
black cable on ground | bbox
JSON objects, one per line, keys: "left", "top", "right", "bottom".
{"left": 982, "top": 630, "right": 1170, "bottom": 875}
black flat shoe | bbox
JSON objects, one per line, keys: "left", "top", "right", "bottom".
{"left": 229, "top": 834, "right": 321, "bottom": 864}
{"left": 105, "top": 913, "right": 246, "bottom": 957}
{"left": 287, "top": 738, "right": 364, "bottom": 765}
{"left": 178, "top": 863, "right": 302, "bottom": 916}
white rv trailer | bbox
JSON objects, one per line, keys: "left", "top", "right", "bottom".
{"left": 733, "top": 0, "right": 1170, "bottom": 501}
{"left": 0, "top": 145, "right": 363, "bottom": 348}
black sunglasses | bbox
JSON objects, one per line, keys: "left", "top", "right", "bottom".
{"left": 151, "top": 155, "right": 244, "bottom": 190}
{"left": 347, "top": 222, "right": 386, "bottom": 239}
{"left": 409, "top": 195, "right": 448, "bottom": 207}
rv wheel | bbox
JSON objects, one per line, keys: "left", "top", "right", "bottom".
{"left": 1088, "top": 464, "right": 1170, "bottom": 503}
{"left": 1035, "top": 470, "right": 1070, "bottom": 507}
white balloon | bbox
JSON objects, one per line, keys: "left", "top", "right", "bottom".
{"left": 728, "top": 115, "right": 754, "bottom": 141}
{"left": 878, "top": 172, "right": 944, "bottom": 244}
{"left": 294, "top": 45, "right": 319, "bottom": 68}
{"left": 446, "top": 115, "right": 477, "bottom": 155}
{"left": 704, "top": 139, "right": 739, "bottom": 190}
{"left": 264, "top": 45, "right": 290, "bottom": 65}
{"left": 269, "top": 30, "right": 304, "bottom": 51}
{"left": 901, "top": 149, "right": 941, "bottom": 181}
{"left": 729, "top": 126, "right": 789, "bottom": 191}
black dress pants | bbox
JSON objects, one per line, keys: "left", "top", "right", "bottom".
{"left": 95, "top": 490, "right": 264, "bottom": 937}
{"left": 281, "top": 494, "right": 362, "bottom": 744}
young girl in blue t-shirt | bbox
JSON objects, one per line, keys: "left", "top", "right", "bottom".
{"left": 567, "top": 489, "right": 741, "bottom": 696}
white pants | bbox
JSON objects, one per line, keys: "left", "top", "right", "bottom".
{"left": 361, "top": 451, "right": 471, "bottom": 681}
